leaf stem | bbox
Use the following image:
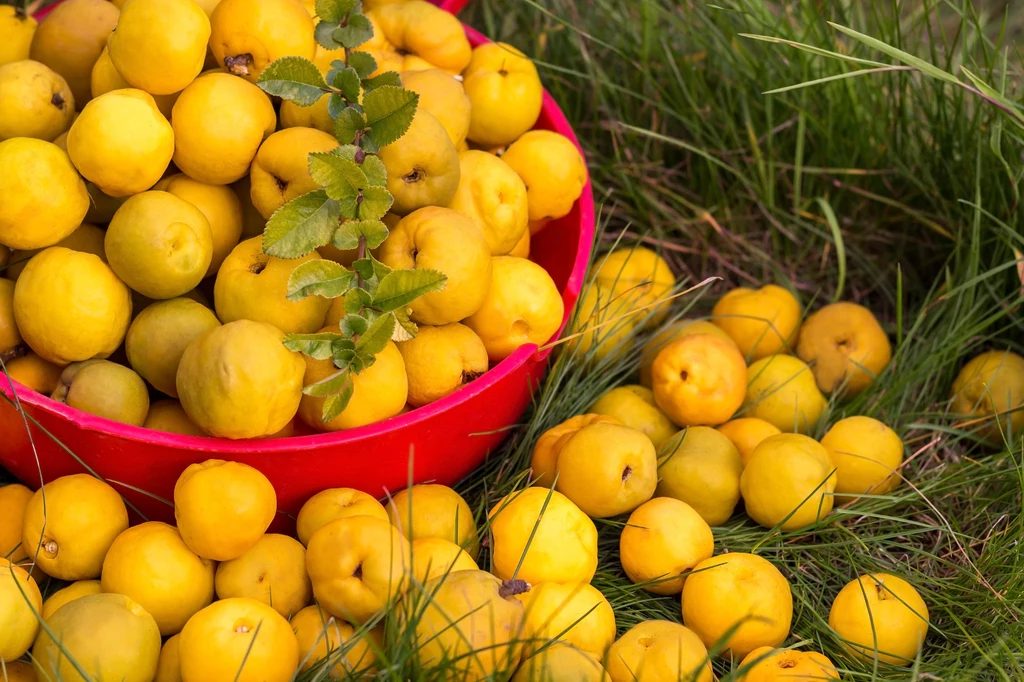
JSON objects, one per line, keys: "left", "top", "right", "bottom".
{"left": 356, "top": 235, "right": 367, "bottom": 288}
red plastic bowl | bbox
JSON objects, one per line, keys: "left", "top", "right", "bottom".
{"left": 0, "top": 22, "right": 593, "bottom": 531}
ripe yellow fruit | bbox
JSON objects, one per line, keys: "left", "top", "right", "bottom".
{"left": 154, "top": 174, "right": 244, "bottom": 276}
{"left": 619, "top": 497, "right": 714, "bottom": 595}
{"left": 716, "top": 417, "right": 782, "bottom": 467}
{"left": 250, "top": 128, "right": 339, "bottom": 219}
{"left": 108, "top": 0, "right": 210, "bottom": 95}
{"left": 172, "top": 72, "right": 277, "bottom": 184}
{"left": 0, "top": 483, "right": 32, "bottom": 563}
{"left": 950, "top": 349, "right": 1024, "bottom": 444}
{"left": 797, "top": 302, "right": 891, "bottom": 395}
{"left": 0, "top": 60, "right": 74, "bottom": 142}
{"left": 401, "top": 68, "right": 471, "bottom": 147}
{"left": 296, "top": 488, "right": 389, "bottom": 547}
{"left": 829, "top": 573, "right": 929, "bottom": 666}
{"left": 178, "top": 597, "right": 299, "bottom": 682}
{"left": 398, "top": 323, "right": 489, "bottom": 407}
{"left": 0, "top": 6, "right": 36, "bottom": 67}
{"left": 503, "top": 130, "right": 588, "bottom": 223}
{"left": 821, "top": 415, "right": 904, "bottom": 501}
{"left": 530, "top": 413, "right": 622, "bottom": 488}
{"left": 682, "top": 553, "right": 792, "bottom": 658}
{"left": 13, "top": 247, "right": 131, "bottom": 365}
{"left": 605, "top": 620, "right": 713, "bottom": 682}
{"left": 513, "top": 642, "right": 611, "bottom": 682}
{"left": 232, "top": 176, "right": 267, "bottom": 239}
{"left": 0, "top": 279, "right": 19, "bottom": 353}
{"left": 448, "top": 151, "right": 529, "bottom": 255}
{"left": 0, "top": 557, "right": 41, "bottom": 662}
{"left": 402, "top": 570, "right": 526, "bottom": 681}
{"left": 465, "top": 256, "right": 565, "bottom": 362}
{"left": 177, "top": 320, "right": 305, "bottom": 438}
{"left": 174, "top": 460, "right": 277, "bottom": 561}
{"left": 588, "top": 385, "right": 678, "bottom": 450}
{"left": 4, "top": 353, "right": 63, "bottom": 394}
{"left": 51, "top": 359, "right": 151, "bottom": 426}
{"left": 738, "top": 647, "right": 839, "bottom": 681}
{"left": 298, "top": 338, "right": 408, "bottom": 432}
{"left": 306, "top": 515, "right": 410, "bottom": 625}
{"left": 100, "top": 521, "right": 215, "bottom": 636}
{"left": 29, "top": 0, "right": 119, "bottom": 105}
{"left": 32, "top": 593, "right": 161, "bottom": 682}
{"left": 655, "top": 426, "right": 743, "bottom": 526}
{"left": 0, "top": 660, "right": 37, "bottom": 682}
{"left": 488, "top": 487, "right": 598, "bottom": 584}
{"left": 593, "top": 247, "right": 675, "bottom": 328}
{"left": 215, "top": 237, "right": 332, "bottom": 334}
{"left": 563, "top": 280, "right": 638, "bottom": 363}
{"left": 155, "top": 634, "right": 182, "bottom": 682}
{"left": 464, "top": 42, "right": 543, "bottom": 147}
{"left": 22, "top": 473, "right": 129, "bottom": 580}
{"left": 366, "top": 1, "right": 471, "bottom": 74}
{"left": 387, "top": 484, "right": 479, "bottom": 557}
{"left": 554, "top": 422, "right": 657, "bottom": 518}
{"left": 106, "top": 191, "right": 214, "bottom": 298}
{"left": 4, "top": 223, "right": 106, "bottom": 281}
{"left": 210, "top": 0, "right": 315, "bottom": 82}
{"left": 509, "top": 225, "right": 530, "bottom": 258}
{"left": 411, "top": 537, "right": 479, "bottom": 584}
{"left": 379, "top": 109, "right": 461, "bottom": 215}
{"left": 144, "top": 400, "right": 206, "bottom": 436}
{"left": 652, "top": 334, "right": 747, "bottom": 427}
{"left": 40, "top": 580, "right": 103, "bottom": 621}
{"left": 0, "top": 139, "right": 88, "bottom": 250}
{"left": 380, "top": 207, "right": 492, "bottom": 325}
{"left": 90, "top": 47, "right": 180, "bottom": 119}
{"left": 215, "top": 534, "right": 311, "bottom": 618}
{"left": 712, "top": 285, "right": 802, "bottom": 362}
{"left": 291, "top": 605, "right": 382, "bottom": 677}
{"left": 518, "top": 582, "right": 616, "bottom": 658}
{"left": 127, "top": 298, "right": 221, "bottom": 397}
{"left": 745, "top": 354, "right": 828, "bottom": 434}
{"left": 740, "top": 433, "right": 836, "bottom": 531}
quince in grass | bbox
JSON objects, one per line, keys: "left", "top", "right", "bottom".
{"left": 465, "top": 256, "right": 565, "bottom": 362}
{"left": 639, "top": 319, "right": 735, "bottom": 387}
{"left": 411, "top": 537, "right": 479, "bottom": 584}
{"left": 605, "top": 620, "right": 714, "bottom": 682}
{"left": 712, "top": 284, "right": 802, "bottom": 362}
{"left": 145, "top": 400, "right": 207, "bottom": 436}
{"left": 51, "top": 359, "right": 150, "bottom": 427}
{"left": 553, "top": 422, "right": 658, "bottom": 518}
{"left": 155, "top": 635, "right": 181, "bottom": 682}
{"left": 291, "top": 605, "right": 382, "bottom": 678}
{"left": 447, "top": 150, "right": 529, "bottom": 255}
{"left": 619, "top": 497, "right": 714, "bottom": 595}
{"left": 306, "top": 515, "right": 410, "bottom": 625}
{"left": 41, "top": 580, "right": 103, "bottom": 621}
{"left": 682, "top": 553, "right": 793, "bottom": 659}
{"left": 652, "top": 334, "right": 747, "bottom": 427}
{"left": 594, "top": 247, "right": 675, "bottom": 328}
{"left": 178, "top": 597, "right": 299, "bottom": 682}
{"left": 296, "top": 488, "right": 389, "bottom": 547}
{"left": 655, "top": 426, "right": 743, "bottom": 526}
{"left": 216, "top": 534, "right": 311, "bottom": 619}
{"left": 106, "top": 191, "right": 214, "bottom": 300}
{"left": 29, "top": 0, "right": 119, "bottom": 105}
{"left": 797, "top": 302, "right": 891, "bottom": 395}
{"left": 91, "top": 48, "right": 179, "bottom": 119}
{"left": 589, "top": 385, "right": 679, "bottom": 449}
{"left": 949, "top": 349, "right": 1024, "bottom": 444}
{"left": 717, "top": 417, "right": 782, "bottom": 467}
{"left": 829, "top": 573, "right": 929, "bottom": 666}
{"left": 464, "top": 42, "right": 543, "bottom": 148}
{"left": 0, "top": 557, "right": 41, "bottom": 662}
{"left": 215, "top": 237, "right": 331, "bottom": 334}
{"left": 365, "top": 1, "right": 471, "bottom": 75}
{"left": 4, "top": 353, "right": 63, "bottom": 394}
{"left": 530, "top": 413, "right": 623, "bottom": 488}
{"left": 0, "top": 60, "right": 74, "bottom": 142}
{"left": 0, "top": 139, "right": 88, "bottom": 250}
{"left": 107, "top": 0, "right": 210, "bottom": 95}
{"left": 250, "top": 127, "right": 340, "bottom": 220}
{"left": 387, "top": 484, "right": 479, "bottom": 557}
{"left": 379, "top": 207, "right": 491, "bottom": 325}
{"left": 401, "top": 68, "right": 472, "bottom": 147}
{"left": 0, "top": 483, "right": 32, "bottom": 563}
{"left": 0, "top": 279, "right": 19, "bottom": 353}
{"left": 298, "top": 338, "right": 408, "bottom": 432}
{"left": 68, "top": 89, "right": 174, "bottom": 197}
{"left": 0, "top": 6, "right": 36, "bottom": 67}
{"left": 739, "top": 647, "right": 839, "bottom": 681}
{"left": 745, "top": 354, "right": 828, "bottom": 434}
{"left": 503, "top": 130, "right": 589, "bottom": 223}
{"left": 564, "top": 280, "right": 639, "bottom": 363}
{"left": 174, "top": 460, "right": 277, "bottom": 562}
{"left": 397, "top": 323, "right": 489, "bottom": 407}
{"left": 488, "top": 487, "right": 598, "bottom": 585}
{"left": 209, "top": 0, "right": 314, "bottom": 82}
{"left": 821, "top": 416, "right": 903, "bottom": 501}
{"left": 740, "top": 434, "right": 836, "bottom": 531}
{"left": 514, "top": 643, "right": 612, "bottom": 682}
{"left": 154, "top": 174, "right": 244, "bottom": 276}
{"left": 517, "top": 582, "right": 616, "bottom": 658}
{"left": 101, "top": 521, "right": 215, "bottom": 636}
{"left": 172, "top": 72, "right": 276, "bottom": 184}
{"left": 378, "top": 109, "right": 461, "bottom": 215}
{"left": 5, "top": 223, "right": 106, "bottom": 281}
{"left": 23, "top": 473, "right": 128, "bottom": 581}
{"left": 32, "top": 593, "right": 161, "bottom": 682}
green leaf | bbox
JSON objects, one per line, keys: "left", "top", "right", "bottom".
{"left": 263, "top": 190, "right": 340, "bottom": 258}
{"left": 362, "top": 71, "right": 402, "bottom": 92}
{"left": 348, "top": 349, "right": 376, "bottom": 373}
{"left": 334, "top": 12, "right": 374, "bottom": 49}
{"left": 304, "top": 368, "right": 352, "bottom": 398}
{"left": 327, "top": 93, "right": 346, "bottom": 119}
{"left": 393, "top": 307, "right": 417, "bottom": 341}
{"left": 333, "top": 107, "right": 366, "bottom": 145}
{"left": 362, "top": 86, "right": 419, "bottom": 148}
{"left": 355, "top": 312, "right": 396, "bottom": 356}
{"left": 257, "top": 57, "right": 329, "bottom": 106}
{"left": 333, "top": 219, "right": 388, "bottom": 250}
{"left": 827, "top": 22, "right": 960, "bottom": 85}
{"left": 283, "top": 332, "right": 343, "bottom": 360}
{"left": 373, "top": 269, "right": 447, "bottom": 312}
{"left": 286, "top": 259, "right": 356, "bottom": 301}
{"left": 315, "top": 0, "right": 355, "bottom": 23}
{"left": 347, "top": 51, "right": 377, "bottom": 80}
{"left": 358, "top": 185, "right": 393, "bottom": 220}
{"left": 321, "top": 379, "right": 355, "bottom": 422}
{"left": 333, "top": 346, "right": 356, "bottom": 366}
{"left": 330, "top": 67, "right": 362, "bottom": 103}
{"left": 360, "top": 156, "right": 387, "bottom": 186}
{"left": 343, "top": 288, "right": 372, "bottom": 314}
{"left": 315, "top": 22, "right": 344, "bottom": 50}
{"left": 339, "top": 313, "right": 369, "bottom": 337}
{"left": 351, "top": 258, "right": 376, "bottom": 282}
{"left": 308, "top": 153, "right": 367, "bottom": 218}
{"left": 369, "top": 252, "right": 392, "bottom": 279}
{"left": 359, "top": 135, "right": 380, "bottom": 155}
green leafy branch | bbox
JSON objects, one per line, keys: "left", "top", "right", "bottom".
{"left": 255, "top": 0, "right": 446, "bottom": 423}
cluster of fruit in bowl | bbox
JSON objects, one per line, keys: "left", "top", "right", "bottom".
{"left": 0, "top": 0, "right": 588, "bottom": 440}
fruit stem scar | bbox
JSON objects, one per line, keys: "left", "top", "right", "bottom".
{"left": 498, "top": 579, "right": 530, "bottom": 599}
{"left": 404, "top": 168, "right": 424, "bottom": 184}
{"left": 224, "top": 54, "right": 253, "bottom": 77}
{"left": 621, "top": 465, "right": 632, "bottom": 482}
{"left": 0, "top": 344, "right": 27, "bottom": 365}
{"left": 353, "top": 563, "right": 363, "bottom": 579}
{"left": 461, "top": 370, "right": 484, "bottom": 384}
{"left": 51, "top": 93, "right": 65, "bottom": 109}
{"left": 43, "top": 539, "right": 58, "bottom": 556}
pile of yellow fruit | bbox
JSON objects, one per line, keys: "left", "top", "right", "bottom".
{"left": 0, "top": 0, "right": 588, "bottom": 440}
